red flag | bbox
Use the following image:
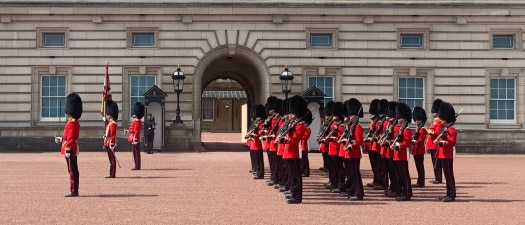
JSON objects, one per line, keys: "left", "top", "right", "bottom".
{"left": 101, "top": 60, "right": 112, "bottom": 116}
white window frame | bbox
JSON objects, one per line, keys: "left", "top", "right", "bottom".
{"left": 128, "top": 28, "right": 158, "bottom": 48}
{"left": 489, "top": 77, "right": 516, "bottom": 124}
{"left": 308, "top": 76, "right": 334, "bottom": 106}
{"left": 306, "top": 28, "right": 338, "bottom": 49}
{"left": 398, "top": 28, "right": 429, "bottom": 50}
{"left": 398, "top": 77, "right": 425, "bottom": 109}
{"left": 130, "top": 75, "right": 156, "bottom": 115}
{"left": 37, "top": 28, "right": 68, "bottom": 48}
{"left": 40, "top": 75, "right": 67, "bottom": 121}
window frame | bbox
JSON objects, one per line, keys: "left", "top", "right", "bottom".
{"left": 306, "top": 28, "right": 338, "bottom": 49}
{"left": 397, "top": 28, "right": 429, "bottom": 50}
{"left": 490, "top": 29, "right": 522, "bottom": 50}
{"left": 489, "top": 78, "right": 516, "bottom": 123}
{"left": 129, "top": 75, "right": 156, "bottom": 116}
{"left": 202, "top": 98, "right": 215, "bottom": 121}
{"left": 40, "top": 75, "right": 67, "bottom": 121}
{"left": 398, "top": 77, "right": 425, "bottom": 109}
{"left": 492, "top": 34, "right": 515, "bottom": 49}
{"left": 37, "top": 28, "right": 68, "bottom": 48}
{"left": 128, "top": 28, "right": 158, "bottom": 48}
{"left": 400, "top": 34, "right": 424, "bottom": 49}
{"left": 307, "top": 76, "right": 334, "bottom": 106}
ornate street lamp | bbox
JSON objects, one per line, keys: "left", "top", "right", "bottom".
{"left": 171, "top": 65, "right": 186, "bottom": 124}
{"left": 279, "top": 65, "right": 294, "bottom": 99}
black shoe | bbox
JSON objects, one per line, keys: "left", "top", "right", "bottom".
{"left": 266, "top": 181, "right": 275, "bottom": 186}
{"left": 366, "top": 183, "right": 375, "bottom": 187}
{"left": 324, "top": 184, "right": 334, "bottom": 189}
{"left": 285, "top": 194, "right": 293, "bottom": 199}
{"left": 340, "top": 192, "right": 351, "bottom": 197}
{"left": 318, "top": 167, "right": 324, "bottom": 170}
{"left": 147, "top": 151, "right": 153, "bottom": 154}
{"left": 249, "top": 170, "right": 253, "bottom": 173}
{"left": 64, "top": 192, "right": 79, "bottom": 197}
{"left": 131, "top": 168, "right": 140, "bottom": 170}
{"left": 286, "top": 198, "right": 302, "bottom": 204}
{"left": 105, "top": 175, "right": 115, "bottom": 178}
{"left": 284, "top": 190, "right": 292, "bottom": 195}
{"left": 279, "top": 187, "right": 289, "bottom": 192}
{"left": 273, "top": 184, "right": 281, "bottom": 189}
{"left": 349, "top": 196, "right": 363, "bottom": 201}
{"left": 373, "top": 185, "right": 386, "bottom": 190}
{"left": 385, "top": 191, "right": 397, "bottom": 197}
{"left": 253, "top": 176, "right": 264, "bottom": 179}
{"left": 395, "top": 196, "right": 410, "bottom": 201}
{"left": 331, "top": 188, "right": 342, "bottom": 193}
{"left": 429, "top": 180, "right": 442, "bottom": 184}
{"left": 442, "top": 196, "right": 455, "bottom": 202}
{"left": 412, "top": 183, "right": 425, "bottom": 188}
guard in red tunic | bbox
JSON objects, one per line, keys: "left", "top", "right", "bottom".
{"left": 248, "top": 104, "right": 267, "bottom": 179}
{"left": 435, "top": 102, "right": 458, "bottom": 202}
{"left": 300, "top": 112, "right": 313, "bottom": 177}
{"left": 318, "top": 101, "right": 334, "bottom": 173}
{"left": 283, "top": 95, "right": 308, "bottom": 204}
{"left": 324, "top": 102, "right": 344, "bottom": 192}
{"left": 267, "top": 99, "right": 283, "bottom": 187}
{"left": 56, "top": 93, "right": 82, "bottom": 197}
{"left": 262, "top": 96, "right": 279, "bottom": 185}
{"left": 342, "top": 98, "right": 364, "bottom": 200}
{"left": 411, "top": 106, "right": 428, "bottom": 188}
{"left": 391, "top": 102, "right": 413, "bottom": 201}
{"left": 128, "top": 102, "right": 144, "bottom": 170}
{"left": 426, "top": 99, "right": 444, "bottom": 184}
{"left": 381, "top": 101, "right": 399, "bottom": 197}
{"left": 104, "top": 100, "right": 118, "bottom": 178}
{"left": 371, "top": 99, "right": 388, "bottom": 190}
{"left": 364, "top": 99, "right": 380, "bottom": 188}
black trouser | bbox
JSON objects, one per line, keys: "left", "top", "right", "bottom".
{"left": 146, "top": 134, "right": 154, "bottom": 153}
{"left": 440, "top": 158, "right": 456, "bottom": 198}
{"left": 413, "top": 154, "right": 425, "bottom": 185}
{"left": 386, "top": 158, "right": 398, "bottom": 193}
{"left": 378, "top": 157, "right": 389, "bottom": 188}
{"left": 394, "top": 160, "right": 412, "bottom": 198}
{"left": 66, "top": 156, "right": 79, "bottom": 193}
{"left": 105, "top": 147, "right": 116, "bottom": 177}
{"left": 254, "top": 150, "right": 265, "bottom": 178}
{"left": 348, "top": 158, "right": 364, "bottom": 198}
{"left": 429, "top": 149, "right": 443, "bottom": 182}
{"left": 367, "top": 150, "right": 380, "bottom": 185}
{"left": 331, "top": 155, "right": 345, "bottom": 190}
{"left": 285, "top": 158, "right": 302, "bottom": 202}
{"left": 132, "top": 142, "right": 141, "bottom": 169}
{"left": 301, "top": 151, "right": 310, "bottom": 177}
{"left": 249, "top": 151, "right": 256, "bottom": 172}
{"left": 267, "top": 151, "right": 276, "bottom": 181}
{"left": 275, "top": 155, "right": 284, "bottom": 186}
{"left": 322, "top": 152, "right": 329, "bottom": 169}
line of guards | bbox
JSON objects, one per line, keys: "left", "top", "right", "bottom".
{"left": 245, "top": 96, "right": 458, "bottom": 204}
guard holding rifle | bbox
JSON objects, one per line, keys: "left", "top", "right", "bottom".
{"left": 263, "top": 97, "right": 281, "bottom": 186}
{"left": 317, "top": 101, "right": 334, "bottom": 174}
{"left": 434, "top": 101, "right": 458, "bottom": 202}
{"left": 390, "top": 102, "right": 413, "bottom": 201}
{"left": 246, "top": 104, "right": 267, "bottom": 179}
{"left": 104, "top": 100, "right": 119, "bottom": 178}
{"left": 379, "top": 101, "right": 399, "bottom": 197}
{"left": 411, "top": 106, "right": 428, "bottom": 188}
{"left": 341, "top": 98, "right": 364, "bottom": 200}
{"left": 364, "top": 99, "right": 381, "bottom": 188}
{"left": 426, "top": 99, "right": 444, "bottom": 184}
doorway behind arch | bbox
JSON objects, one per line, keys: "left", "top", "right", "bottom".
{"left": 201, "top": 78, "right": 247, "bottom": 151}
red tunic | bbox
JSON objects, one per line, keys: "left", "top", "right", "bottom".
{"left": 128, "top": 118, "right": 142, "bottom": 142}
{"left": 283, "top": 122, "right": 305, "bottom": 159}
{"left": 392, "top": 125, "right": 413, "bottom": 161}
{"left": 300, "top": 127, "right": 311, "bottom": 152}
{"left": 425, "top": 117, "right": 443, "bottom": 150}
{"left": 437, "top": 126, "right": 457, "bottom": 159}
{"left": 344, "top": 123, "right": 363, "bottom": 159}
{"left": 328, "top": 123, "right": 343, "bottom": 156}
{"left": 268, "top": 116, "right": 279, "bottom": 152}
{"left": 61, "top": 118, "right": 80, "bottom": 156}
{"left": 364, "top": 120, "right": 374, "bottom": 151}
{"left": 277, "top": 119, "right": 286, "bottom": 156}
{"left": 411, "top": 126, "right": 427, "bottom": 155}
{"left": 249, "top": 124, "right": 264, "bottom": 151}
{"left": 379, "top": 120, "right": 390, "bottom": 158}
{"left": 104, "top": 120, "right": 117, "bottom": 147}
{"left": 371, "top": 119, "right": 383, "bottom": 151}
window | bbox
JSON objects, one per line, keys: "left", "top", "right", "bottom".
{"left": 400, "top": 34, "right": 423, "bottom": 48}
{"left": 41, "top": 76, "right": 66, "bottom": 118}
{"left": 130, "top": 75, "right": 156, "bottom": 114}
{"left": 202, "top": 98, "right": 214, "bottom": 120}
{"left": 493, "top": 35, "right": 514, "bottom": 49}
{"left": 490, "top": 78, "right": 515, "bottom": 121}
{"left": 308, "top": 77, "right": 333, "bottom": 106}
{"left": 132, "top": 33, "right": 155, "bottom": 47}
{"left": 43, "top": 33, "right": 65, "bottom": 47}
{"left": 310, "top": 33, "right": 333, "bottom": 48}
{"left": 398, "top": 77, "right": 424, "bottom": 109}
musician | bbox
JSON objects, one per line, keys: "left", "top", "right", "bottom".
{"left": 411, "top": 106, "right": 428, "bottom": 188}
{"left": 56, "top": 93, "right": 82, "bottom": 197}
{"left": 248, "top": 104, "right": 267, "bottom": 179}
{"left": 372, "top": 99, "right": 389, "bottom": 190}
{"left": 265, "top": 97, "right": 281, "bottom": 186}
{"left": 319, "top": 101, "right": 334, "bottom": 175}
{"left": 434, "top": 102, "right": 457, "bottom": 202}
{"left": 282, "top": 96, "right": 308, "bottom": 204}
{"left": 343, "top": 98, "right": 365, "bottom": 200}
{"left": 391, "top": 102, "right": 413, "bottom": 201}
{"left": 325, "top": 102, "right": 345, "bottom": 193}
{"left": 300, "top": 112, "right": 313, "bottom": 177}
{"left": 128, "top": 102, "right": 144, "bottom": 170}
{"left": 364, "top": 99, "right": 381, "bottom": 188}
{"left": 426, "top": 99, "right": 444, "bottom": 184}
{"left": 104, "top": 100, "right": 118, "bottom": 178}
{"left": 381, "top": 101, "right": 399, "bottom": 197}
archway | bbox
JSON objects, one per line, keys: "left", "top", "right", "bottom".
{"left": 192, "top": 46, "right": 271, "bottom": 148}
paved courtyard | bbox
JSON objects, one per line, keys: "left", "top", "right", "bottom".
{"left": 0, "top": 150, "right": 524, "bottom": 224}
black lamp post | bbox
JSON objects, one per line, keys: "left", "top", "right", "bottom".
{"left": 171, "top": 65, "right": 186, "bottom": 124}
{"left": 279, "top": 65, "right": 294, "bottom": 99}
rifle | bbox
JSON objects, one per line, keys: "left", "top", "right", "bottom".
{"left": 316, "top": 119, "right": 333, "bottom": 143}
{"left": 275, "top": 111, "right": 312, "bottom": 144}
{"left": 245, "top": 119, "right": 263, "bottom": 139}
{"left": 378, "top": 118, "right": 397, "bottom": 147}
{"left": 390, "top": 120, "right": 409, "bottom": 150}
{"left": 364, "top": 115, "right": 379, "bottom": 142}
{"left": 367, "top": 116, "right": 385, "bottom": 142}
{"left": 337, "top": 120, "right": 352, "bottom": 144}
{"left": 260, "top": 114, "right": 275, "bottom": 140}
{"left": 433, "top": 108, "right": 463, "bottom": 144}
{"left": 344, "top": 120, "right": 360, "bottom": 150}
{"left": 411, "top": 121, "right": 426, "bottom": 145}
{"left": 319, "top": 120, "right": 343, "bottom": 144}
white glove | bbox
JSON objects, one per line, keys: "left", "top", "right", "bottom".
{"left": 109, "top": 145, "right": 116, "bottom": 151}
{"left": 65, "top": 152, "right": 71, "bottom": 158}
{"left": 55, "top": 136, "right": 62, "bottom": 143}
{"left": 132, "top": 141, "right": 138, "bottom": 145}
{"left": 103, "top": 117, "right": 106, "bottom": 122}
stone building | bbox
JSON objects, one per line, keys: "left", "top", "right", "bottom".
{"left": 1, "top": 0, "right": 525, "bottom": 153}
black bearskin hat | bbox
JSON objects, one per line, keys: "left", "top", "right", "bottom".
{"left": 431, "top": 98, "right": 444, "bottom": 114}
{"left": 266, "top": 96, "right": 278, "bottom": 111}
{"left": 332, "top": 101, "right": 344, "bottom": 120}
{"left": 347, "top": 98, "right": 364, "bottom": 118}
{"left": 303, "top": 109, "right": 314, "bottom": 126}
{"left": 378, "top": 99, "right": 389, "bottom": 115}
{"left": 133, "top": 102, "right": 145, "bottom": 119}
{"left": 324, "top": 101, "right": 334, "bottom": 117}
{"left": 385, "top": 101, "right": 397, "bottom": 118}
{"left": 289, "top": 95, "right": 308, "bottom": 118}
{"left": 253, "top": 104, "right": 267, "bottom": 119}
{"left": 395, "top": 102, "right": 412, "bottom": 121}
{"left": 438, "top": 102, "right": 456, "bottom": 123}
{"left": 282, "top": 98, "right": 290, "bottom": 115}
{"left": 412, "top": 106, "right": 427, "bottom": 123}
{"left": 369, "top": 99, "right": 380, "bottom": 115}
{"left": 65, "top": 93, "right": 82, "bottom": 119}
{"left": 275, "top": 99, "right": 283, "bottom": 114}
{"left": 106, "top": 100, "right": 119, "bottom": 120}
{"left": 342, "top": 100, "right": 350, "bottom": 117}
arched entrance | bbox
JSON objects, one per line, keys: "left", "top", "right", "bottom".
{"left": 192, "top": 46, "right": 270, "bottom": 146}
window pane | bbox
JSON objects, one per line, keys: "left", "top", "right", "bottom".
{"left": 493, "top": 35, "right": 514, "bottom": 49}
{"left": 400, "top": 34, "right": 423, "bottom": 48}
{"left": 43, "top": 33, "right": 65, "bottom": 47}
{"left": 507, "top": 109, "right": 514, "bottom": 120}
{"left": 398, "top": 77, "right": 424, "bottom": 109}
{"left": 133, "top": 33, "right": 155, "bottom": 47}
{"left": 130, "top": 75, "right": 156, "bottom": 116}
{"left": 310, "top": 34, "right": 333, "bottom": 47}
